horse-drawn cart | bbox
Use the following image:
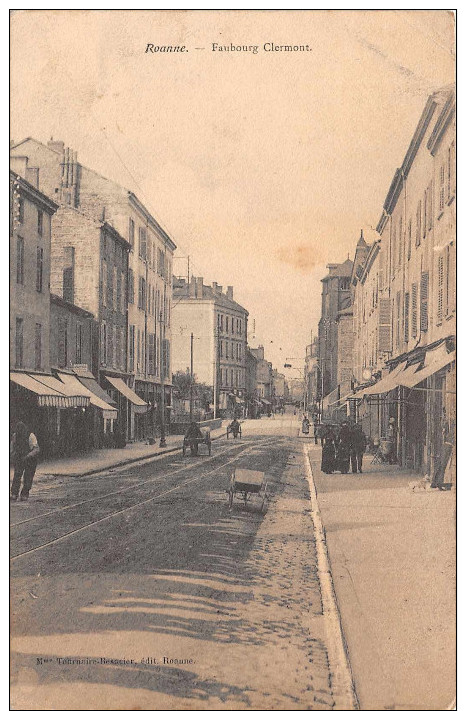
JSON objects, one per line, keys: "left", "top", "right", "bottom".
{"left": 228, "top": 469, "right": 268, "bottom": 511}
{"left": 182, "top": 427, "right": 212, "bottom": 457}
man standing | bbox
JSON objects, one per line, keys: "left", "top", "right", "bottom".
{"left": 350, "top": 424, "right": 366, "bottom": 473}
{"left": 10, "top": 421, "right": 40, "bottom": 502}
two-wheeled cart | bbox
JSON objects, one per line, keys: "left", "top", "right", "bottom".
{"left": 228, "top": 469, "right": 268, "bottom": 511}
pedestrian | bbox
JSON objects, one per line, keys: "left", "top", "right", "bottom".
{"left": 10, "top": 421, "right": 40, "bottom": 502}
{"left": 350, "top": 424, "right": 366, "bottom": 473}
{"left": 313, "top": 422, "right": 320, "bottom": 445}
{"left": 321, "top": 429, "right": 336, "bottom": 474}
{"left": 388, "top": 417, "right": 397, "bottom": 464}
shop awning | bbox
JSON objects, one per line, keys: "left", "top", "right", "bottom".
{"left": 362, "top": 362, "right": 406, "bottom": 397}
{"left": 57, "top": 373, "right": 117, "bottom": 419}
{"left": 105, "top": 376, "right": 149, "bottom": 414}
{"left": 10, "top": 372, "right": 89, "bottom": 408}
{"left": 397, "top": 344, "right": 456, "bottom": 389}
{"left": 76, "top": 373, "right": 116, "bottom": 405}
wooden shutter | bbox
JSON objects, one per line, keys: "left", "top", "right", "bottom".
{"left": 437, "top": 255, "right": 444, "bottom": 323}
{"left": 404, "top": 292, "right": 410, "bottom": 342}
{"left": 447, "top": 243, "right": 456, "bottom": 315}
{"left": 378, "top": 298, "right": 392, "bottom": 353}
{"left": 411, "top": 284, "right": 418, "bottom": 339}
{"left": 396, "top": 291, "right": 401, "bottom": 348}
{"left": 420, "top": 272, "right": 429, "bottom": 332}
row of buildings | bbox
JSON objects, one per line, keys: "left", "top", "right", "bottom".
{"left": 308, "top": 84, "right": 455, "bottom": 477}
{"left": 10, "top": 137, "right": 286, "bottom": 459}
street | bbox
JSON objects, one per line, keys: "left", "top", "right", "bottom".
{"left": 10, "top": 415, "right": 455, "bottom": 710}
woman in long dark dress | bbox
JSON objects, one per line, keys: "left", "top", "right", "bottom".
{"left": 321, "top": 428, "right": 336, "bottom": 474}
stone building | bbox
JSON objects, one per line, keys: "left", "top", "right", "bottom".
{"left": 171, "top": 277, "right": 248, "bottom": 416}
{"left": 353, "top": 86, "right": 456, "bottom": 476}
{"left": 9, "top": 164, "right": 95, "bottom": 458}
{"left": 10, "top": 137, "right": 176, "bottom": 441}
{"left": 317, "top": 259, "right": 352, "bottom": 407}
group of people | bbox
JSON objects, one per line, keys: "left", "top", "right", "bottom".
{"left": 319, "top": 420, "right": 366, "bottom": 475}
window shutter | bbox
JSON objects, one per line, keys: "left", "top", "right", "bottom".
{"left": 411, "top": 284, "right": 418, "bottom": 339}
{"left": 396, "top": 291, "right": 401, "bottom": 348}
{"left": 437, "top": 255, "right": 444, "bottom": 323}
{"left": 447, "top": 243, "right": 456, "bottom": 315}
{"left": 378, "top": 298, "right": 392, "bottom": 353}
{"left": 404, "top": 292, "right": 410, "bottom": 342}
{"left": 420, "top": 272, "right": 429, "bottom": 332}
{"left": 439, "top": 166, "right": 445, "bottom": 212}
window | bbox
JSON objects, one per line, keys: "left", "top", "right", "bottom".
{"left": 423, "top": 190, "right": 427, "bottom": 240}
{"left": 37, "top": 210, "right": 43, "bottom": 236}
{"left": 407, "top": 220, "right": 412, "bottom": 261}
{"left": 15, "top": 318, "right": 23, "bottom": 368}
{"left": 446, "top": 243, "right": 455, "bottom": 316}
{"left": 18, "top": 197, "right": 24, "bottom": 224}
{"left": 404, "top": 292, "right": 410, "bottom": 342}
{"left": 427, "top": 182, "right": 433, "bottom": 230}
{"left": 76, "top": 323, "right": 83, "bottom": 363}
{"left": 138, "top": 276, "right": 146, "bottom": 310}
{"left": 120, "top": 326, "right": 126, "bottom": 368}
{"left": 396, "top": 291, "right": 401, "bottom": 349}
{"left": 411, "top": 284, "right": 418, "bottom": 339}
{"left": 439, "top": 165, "right": 445, "bottom": 213}
{"left": 101, "top": 260, "right": 107, "bottom": 307}
{"left": 139, "top": 227, "right": 147, "bottom": 260}
{"left": 129, "top": 218, "right": 135, "bottom": 249}
{"left": 398, "top": 217, "right": 402, "bottom": 266}
{"left": 34, "top": 323, "right": 42, "bottom": 370}
{"left": 107, "top": 265, "right": 114, "bottom": 310}
{"left": 63, "top": 247, "right": 75, "bottom": 303}
{"left": 128, "top": 268, "right": 134, "bottom": 304}
{"left": 162, "top": 339, "right": 170, "bottom": 379}
{"left": 16, "top": 236, "right": 24, "bottom": 284}
{"left": 137, "top": 329, "right": 141, "bottom": 369}
{"left": 115, "top": 326, "right": 121, "bottom": 368}
{"left": 420, "top": 272, "right": 429, "bottom": 332}
{"left": 59, "top": 318, "right": 68, "bottom": 368}
{"left": 416, "top": 201, "right": 421, "bottom": 246}
{"left": 437, "top": 255, "right": 444, "bottom": 323}
{"left": 36, "top": 247, "right": 44, "bottom": 292}
{"left": 226, "top": 317, "right": 229, "bottom": 333}
{"left": 148, "top": 333, "right": 155, "bottom": 374}
{"left": 112, "top": 266, "right": 118, "bottom": 310}
{"left": 100, "top": 321, "right": 107, "bottom": 365}
{"left": 129, "top": 325, "right": 135, "bottom": 371}
{"left": 219, "top": 340, "right": 223, "bottom": 357}
{"left": 220, "top": 315, "right": 224, "bottom": 331}
{"left": 116, "top": 270, "right": 122, "bottom": 313}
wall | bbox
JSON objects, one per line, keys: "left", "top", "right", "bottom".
{"left": 171, "top": 300, "right": 215, "bottom": 385}
{"left": 10, "top": 175, "right": 52, "bottom": 371}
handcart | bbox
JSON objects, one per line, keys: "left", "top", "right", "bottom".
{"left": 228, "top": 468, "right": 268, "bottom": 511}
{"left": 182, "top": 427, "right": 212, "bottom": 457}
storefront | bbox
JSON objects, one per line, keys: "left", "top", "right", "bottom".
{"left": 10, "top": 371, "right": 90, "bottom": 459}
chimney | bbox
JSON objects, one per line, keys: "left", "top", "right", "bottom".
{"left": 196, "top": 276, "right": 204, "bottom": 298}
{"left": 226, "top": 286, "right": 233, "bottom": 300}
{"left": 189, "top": 276, "right": 196, "bottom": 298}
{"left": 212, "top": 281, "right": 218, "bottom": 292}
{"left": 47, "top": 138, "right": 65, "bottom": 154}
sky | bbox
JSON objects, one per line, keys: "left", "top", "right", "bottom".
{"left": 10, "top": 10, "right": 455, "bottom": 376}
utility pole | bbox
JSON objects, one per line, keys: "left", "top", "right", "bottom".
{"left": 190, "top": 332, "right": 194, "bottom": 422}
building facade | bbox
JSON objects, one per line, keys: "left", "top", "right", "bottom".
{"left": 10, "top": 137, "right": 177, "bottom": 441}
{"left": 171, "top": 277, "right": 248, "bottom": 415}
{"left": 353, "top": 86, "right": 456, "bottom": 476}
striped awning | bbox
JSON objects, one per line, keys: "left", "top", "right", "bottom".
{"left": 56, "top": 373, "right": 118, "bottom": 419}
{"left": 105, "top": 376, "right": 149, "bottom": 414}
{"left": 10, "top": 372, "right": 89, "bottom": 408}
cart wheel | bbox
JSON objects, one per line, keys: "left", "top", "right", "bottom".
{"left": 228, "top": 488, "right": 234, "bottom": 509}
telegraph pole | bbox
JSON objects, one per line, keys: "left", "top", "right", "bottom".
{"left": 189, "top": 332, "right": 194, "bottom": 422}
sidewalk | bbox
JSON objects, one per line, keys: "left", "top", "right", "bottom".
{"left": 307, "top": 446, "right": 456, "bottom": 710}
{"left": 15, "top": 424, "right": 229, "bottom": 479}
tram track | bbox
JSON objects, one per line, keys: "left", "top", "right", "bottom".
{"left": 10, "top": 438, "right": 254, "bottom": 528}
{"left": 10, "top": 437, "right": 277, "bottom": 562}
